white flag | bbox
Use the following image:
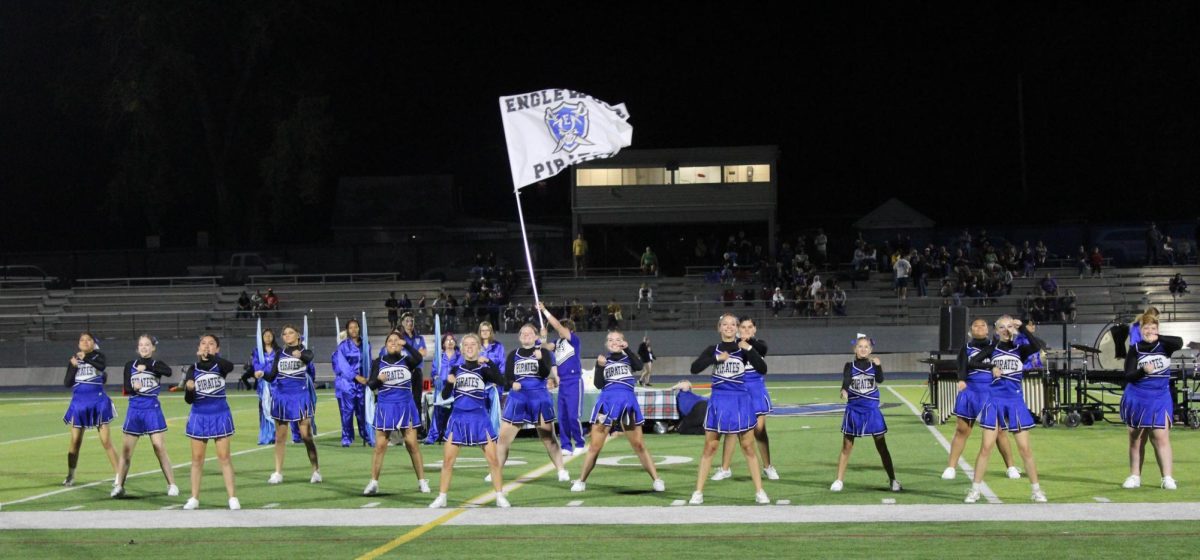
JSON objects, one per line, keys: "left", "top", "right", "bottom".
{"left": 499, "top": 89, "right": 632, "bottom": 190}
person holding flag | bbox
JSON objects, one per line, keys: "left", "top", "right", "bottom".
{"left": 362, "top": 330, "right": 429, "bottom": 495}
{"left": 259, "top": 324, "right": 321, "bottom": 485}
{"left": 425, "top": 330, "right": 462, "bottom": 444}
{"left": 538, "top": 302, "right": 586, "bottom": 456}
{"left": 478, "top": 321, "right": 506, "bottom": 433}
{"left": 333, "top": 319, "right": 373, "bottom": 447}
{"left": 249, "top": 325, "right": 280, "bottom": 445}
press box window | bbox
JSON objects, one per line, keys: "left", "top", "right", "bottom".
{"left": 723, "top": 164, "right": 770, "bottom": 183}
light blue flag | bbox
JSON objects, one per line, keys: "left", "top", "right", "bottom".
{"left": 362, "top": 311, "right": 376, "bottom": 436}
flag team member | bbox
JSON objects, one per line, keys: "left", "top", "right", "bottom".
{"left": 495, "top": 324, "right": 571, "bottom": 483}
{"left": 363, "top": 331, "right": 429, "bottom": 495}
{"left": 942, "top": 318, "right": 1019, "bottom": 481}
{"left": 688, "top": 313, "right": 770, "bottom": 505}
{"left": 182, "top": 334, "right": 239, "bottom": 510}
{"left": 62, "top": 332, "right": 119, "bottom": 487}
{"left": 249, "top": 329, "right": 280, "bottom": 445}
{"left": 260, "top": 324, "right": 321, "bottom": 484}
{"left": 831, "top": 335, "right": 900, "bottom": 492}
{"left": 713, "top": 318, "right": 777, "bottom": 481}
{"left": 539, "top": 302, "right": 586, "bottom": 456}
{"left": 430, "top": 333, "right": 510, "bottom": 508}
{"left": 424, "top": 333, "right": 464, "bottom": 444}
{"left": 570, "top": 330, "right": 664, "bottom": 493}
{"left": 479, "top": 321, "right": 506, "bottom": 433}
{"left": 1121, "top": 314, "right": 1186, "bottom": 490}
{"left": 333, "top": 319, "right": 374, "bottom": 447}
{"left": 112, "top": 334, "right": 178, "bottom": 498}
{"left": 966, "top": 316, "right": 1046, "bottom": 503}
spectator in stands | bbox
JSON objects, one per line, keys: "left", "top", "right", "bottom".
{"left": 237, "top": 291, "right": 252, "bottom": 319}
{"left": 1090, "top": 247, "right": 1105, "bottom": 277}
{"left": 940, "top": 279, "right": 956, "bottom": 307}
{"left": 1040, "top": 273, "right": 1058, "bottom": 296}
{"left": 263, "top": 288, "right": 279, "bottom": 311}
{"left": 605, "top": 299, "right": 622, "bottom": 330}
{"left": 1061, "top": 289, "right": 1078, "bottom": 323}
{"left": 251, "top": 290, "right": 265, "bottom": 315}
{"left": 502, "top": 302, "right": 518, "bottom": 333}
{"left": 385, "top": 292, "right": 400, "bottom": 330}
{"left": 1021, "top": 242, "right": 1037, "bottom": 278}
{"left": 570, "top": 298, "right": 586, "bottom": 326}
{"left": 573, "top": 234, "right": 588, "bottom": 275}
{"left": 814, "top": 229, "right": 828, "bottom": 267}
{"left": 771, "top": 287, "right": 786, "bottom": 317}
{"left": 637, "top": 336, "right": 655, "bottom": 387}
{"left": 893, "top": 252, "right": 911, "bottom": 300}
{"left": 588, "top": 299, "right": 603, "bottom": 331}
{"left": 1170, "top": 274, "right": 1189, "bottom": 297}
{"left": 832, "top": 282, "right": 847, "bottom": 316}
{"left": 1035, "top": 240, "right": 1048, "bottom": 267}
{"left": 912, "top": 253, "right": 928, "bottom": 298}
{"left": 1162, "top": 236, "right": 1177, "bottom": 265}
{"left": 1147, "top": 222, "right": 1162, "bottom": 265}
{"left": 399, "top": 293, "right": 412, "bottom": 311}
{"left": 639, "top": 246, "right": 658, "bottom": 276}
{"left": 637, "top": 283, "right": 653, "bottom": 312}
{"left": 1001, "top": 267, "right": 1014, "bottom": 296}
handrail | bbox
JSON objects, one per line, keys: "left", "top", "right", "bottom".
{"left": 77, "top": 276, "right": 221, "bottom": 288}
{"left": 535, "top": 267, "right": 653, "bottom": 279}
{"left": 247, "top": 273, "right": 422, "bottom": 285}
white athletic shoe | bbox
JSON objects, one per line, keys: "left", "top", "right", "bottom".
{"left": 62, "top": 476, "right": 74, "bottom": 487}
{"left": 183, "top": 497, "right": 200, "bottom": 510}
{"left": 1006, "top": 466, "right": 1021, "bottom": 480}
{"left": 763, "top": 465, "right": 780, "bottom": 480}
{"left": 710, "top": 468, "right": 732, "bottom": 481}
{"left": 310, "top": 471, "right": 322, "bottom": 484}
{"left": 830, "top": 480, "right": 844, "bottom": 492}
{"left": 572, "top": 448, "right": 587, "bottom": 456}
{"left": 494, "top": 492, "right": 511, "bottom": 508}
{"left": 652, "top": 479, "right": 666, "bottom": 492}
{"left": 570, "top": 480, "right": 586, "bottom": 492}
{"left": 562, "top": 449, "right": 572, "bottom": 458}
{"left": 1162, "top": 476, "right": 1178, "bottom": 490}
{"left": 429, "top": 493, "right": 447, "bottom": 508}
{"left": 167, "top": 484, "right": 180, "bottom": 497}
{"left": 418, "top": 479, "right": 431, "bottom": 493}
{"left": 267, "top": 472, "right": 283, "bottom": 485}
{"left": 1122, "top": 475, "right": 1141, "bottom": 489}
{"left": 754, "top": 490, "right": 770, "bottom": 504}
{"left": 227, "top": 497, "right": 241, "bottom": 510}
{"left": 688, "top": 491, "right": 704, "bottom": 505}
{"left": 484, "top": 473, "right": 493, "bottom": 483}
{"left": 891, "top": 480, "right": 903, "bottom": 492}
{"left": 557, "top": 469, "right": 571, "bottom": 482}
{"left": 941, "top": 467, "right": 956, "bottom": 480}
{"left": 964, "top": 488, "right": 981, "bottom": 504}
{"left": 1030, "top": 489, "right": 1047, "bottom": 503}
{"left": 363, "top": 480, "right": 379, "bottom": 496}
{"left": 110, "top": 485, "right": 125, "bottom": 498}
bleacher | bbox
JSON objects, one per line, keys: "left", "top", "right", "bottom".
{"left": 0, "top": 287, "right": 51, "bottom": 341}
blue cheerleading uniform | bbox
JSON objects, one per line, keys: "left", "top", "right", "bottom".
{"left": 368, "top": 351, "right": 423, "bottom": 431}
{"left": 841, "top": 359, "right": 887, "bottom": 437}
{"left": 443, "top": 360, "right": 507, "bottom": 446}
{"left": 184, "top": 356, "right": 236, "bottom": 440}
{"left": 553, "top": 332, "right": 586, "bottom": 451}
{"left": 953, "top": 338, "right": 996, "bottom": 421}
{"left": 263, "top": 345, "right": 315, "bottom": 422}
{"left": 690, "top": 341, "right": 767, "bottom": 434}
{"left": 590, "top": 348, "right": 645, "bottom": 430}
{"left": 977, "top": 328, "right": 1043, "bottom": 432}
{"left": 63, "top": 351, "right": 116, "bottom": 429}
{"left": 502, "top": 347, "right": 556, "bottom": 424}
{"left": 332, "top": 338, "right": 373, "bottom": 446}
{"left": 742, "top": 338, "right": 772, "bottom": 416}
{"left": 121, "top": 357, "right": 173, "bottom": 436}
{"left": 1121, "top": 335, "right": 1182, "bottom": 429}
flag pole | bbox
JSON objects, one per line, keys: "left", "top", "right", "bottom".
{"left": 513, "top": 188, "right": 546, "bottom": 331}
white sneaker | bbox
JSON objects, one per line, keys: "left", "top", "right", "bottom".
{"left": 891, "top": 480, "right": 903, "bottom": 492}
{"left": 1162, "top": 476, "right": 1178, "bottom": 490}
{"left": 110, "top": 485, "right": 125, "bottom": 498}
{"left": 418, "top": 479, "right": 431, "bottom": 493}
{"left": 830, "top": 480, "right": 844, "bottom": 492}
{"left": 562, "top": 449, "right": 572, "bottom": 458}
{"left": 711, "top": 468, "right": 732, "bottom": 481}
{"left": 310, "top": 471, "right": 322, "bottom": 484}
{"left": 183, "top": 497, "right": 199, "bottom": 510}
{"left": 763, "top": 465, "right": 780, "bottom": 480}
{"left": 494, "top": 492, "right": 510, "bottom": 508}
{"left": 429, "top": 493, "right": 447, "bottom": 508}
{"left": 652, "top": 479, "right": 665, "bottom": 492}
{"left": 62, "top": 476, "right": 74, "bottom": 487}
{"left": 754, "top": 490, "right": 770, "bottom": 504}
{"left": 363, "top": 480, "right": 379, "bottom": 496}
{"left": 572, "top": 448, "right": 587, "bottom": 456}
{"left": 964, "top": 488, "right": 981, "bottom": 503}
{"left": 570, "top": 480, "right": 586, "bottom": 492}
{"left": 267, "top": 472, "right": 283, "bottom": 485}
{"left": 688, "top": 491, "right": 704, "bottom": 505}
{"left": 1122, "top": 475, "right": 1141, "bottom": 489}
{"left": 228, "top": 497, "right": 241, "bottom": 510}
{"left": 1031, "top": 489, "right": 1047, "bottom": 502}
{"left": 167, "top": 484, "right": 180, "bottom": 497}
{"left": 1006, "top": 466, "right": 1021, "bottom": 480}
{"left": 484, "top": 473, "right": 493, "bottom": 483}
{"left": 941, "top": 467, "right": 956, "bottom": 480}
{"left": 557, "top": 469, "right": 571, "bottom": 482}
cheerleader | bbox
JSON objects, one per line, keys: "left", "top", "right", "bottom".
{"left": 332, "top": 319, "right": 373, "bottom": 447}
{"left": 61, "top": 332, "right": 119, "bottom": 487}
{"left": 966, "top": 316, "right": 1045, "bottom": 503}
{"left": 688, "top": 313, "right": 770, "bottom": 505}
{"left": 713, "top": 318, "right": 777, "bottom": 481}
{"left": 570, "top": 330, "right": 664, "bottom": 493}
{"left": 182, "top": 334, "right": 239, "bottom": 510}
{"left": 424, "top": 333, "right": 464, "bottom": 444}
{"left": 362, "top": 331, "right": 429, "bottom": 495}
{"left": 538, "top": 302, "right": 587, "bottom": 456}
{"left": 1121, "top": 313, "right": 1187, "bottom": 490}
{"left": 112, "top": 334, "right": 178, "bottom": 498}
{"left": 249, "top": 329, "right": 280, "bottom": 445}
{"left": 479, "top": 321, "right": 506, "bottom": 433}
{"left": 495, "top": 324, "right": 570, "bottom": 483}
{"left": 429, "top": 333, "right": 510, "bottom": 508}
{"left": 259, "top": 324, "right": 320, "bottom": 484}
{"left": 942, "top": 318, "right": 1018, "bottom": 480}
{"left": 831, "top": 335, "right": 899, "bottom": 492}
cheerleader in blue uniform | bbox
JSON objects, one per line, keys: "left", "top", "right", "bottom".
{"left": 429, "top": 333, "right": 511, "bottom": 508}
{"left": 538, "top": 303, "right": 587, "bottom": 456}
{"left": 112, "top": 334, "right": 178, "bottom": 498}
{"left": 966, "top": 316, "right": 1046, "bottom": 504}
{"left": 182, "top": 334, "right": 239, "bottom": 510}
{"left": 943, "top": 318, "right": 1018, "bottom": 481}
{"left": 831, "top": 335, "right": 899, "bottom": 492}
{"left": 570, "top": 330, "right": 664, "bottom": 493}
{"left": 688, "top": 313, "right": 770, "bottom": 505}
{"left": 260, "top": 324, "right": 320, "bottom": 485}
{"left": 1120, "top": 313, "right": 1188, "bottom": 490}
{"left": 61, "top": 332, "right": 119, "bottom": 487}
{"left": 332, "top": 319, "right": 373, "bottom": 447}
{"left": 424, "top": 333, "right": 464, "bottom": 444}
{"left": 362, "top": 331, "right": 429, "bottom": 495}
{"left": 714, "top": 317, "right": 777, "bottom": 481}
{"left": 479, "top": 321, "right": 506, "bottom": 433}
{"left": 495, "top": 324, "right": 570, "bottom": 483}
{"left": 250, "top": 329, "right": 279, "bottom": 445}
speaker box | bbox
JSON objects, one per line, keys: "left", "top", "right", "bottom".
{"left": 939, "top": 306, "right": 969, "bottom": 352}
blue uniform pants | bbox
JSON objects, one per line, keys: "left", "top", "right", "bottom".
{"left": 557, "top": 377, "right": 586, "bottom": 451}
{"left": 337, "top": 389, "right": 374, "bottom": 445}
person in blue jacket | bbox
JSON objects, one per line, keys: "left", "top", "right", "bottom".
{"left": 424, "top": 333, "right": 464, "bottom": 444}
{"left": 332, "top": 319, "right": 373, "bottom": 447}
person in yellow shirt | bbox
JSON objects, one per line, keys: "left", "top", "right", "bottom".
{"left": 572, "top": 234, "right": 588, "bottom": 276}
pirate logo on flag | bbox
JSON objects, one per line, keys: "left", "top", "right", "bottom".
{"left": 544, "top": 101, "right": 593, "bottom": 153}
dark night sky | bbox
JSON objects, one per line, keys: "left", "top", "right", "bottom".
{"left": 3, "top": 2, "right": 1199, "bottom": 251}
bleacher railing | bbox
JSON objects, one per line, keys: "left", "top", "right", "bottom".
{"left": 76, "top": 276, "right": 221, "bottom": 288}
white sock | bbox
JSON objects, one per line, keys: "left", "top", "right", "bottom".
{"left": 971, "top": 482, "right": 982, "bottom": 491}
{"left": 1031, "top": 483, "right": 1041, "bottom": 491}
